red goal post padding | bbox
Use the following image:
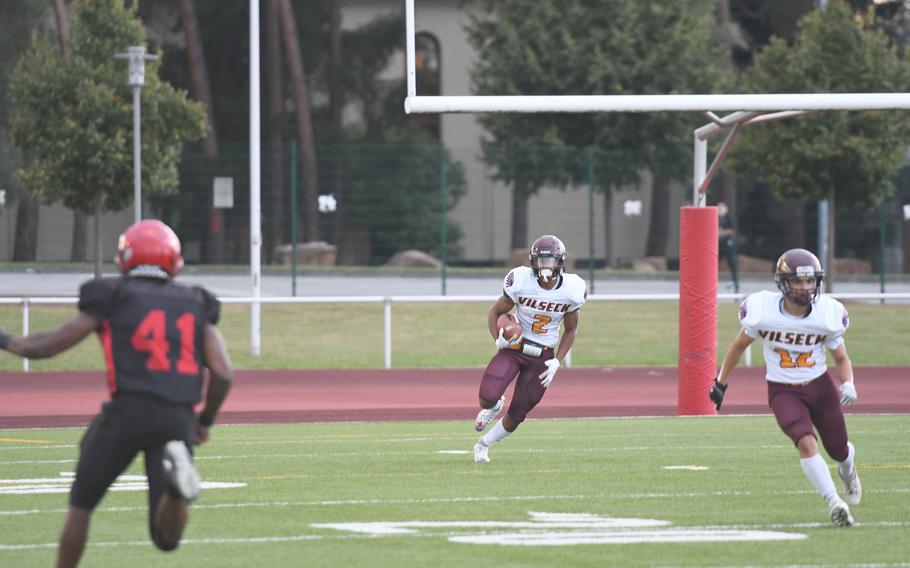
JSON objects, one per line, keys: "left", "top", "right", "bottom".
{"left": 678, "top": 206, "right": 719, "bottom": 415}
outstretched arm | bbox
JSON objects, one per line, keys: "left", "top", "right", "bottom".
{"left": 716, "top": 329, "right": 754, "bottom": 387}
{"left": 195, "top": 324, "right": 234, "bottom": 444}
{"left": 0, "top": 313, "right": 98, "bottom": 359}
{"left": 710, "top": 329, "right": 754, "bottom": 410}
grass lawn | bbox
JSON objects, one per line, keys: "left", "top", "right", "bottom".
{"left": 0, "top": 414, "right": 907, "bottom": 567}
{"left": 2, "top": 300, "right": 910, "bottom": 371}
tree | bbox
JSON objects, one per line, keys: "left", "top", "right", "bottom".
{"left": 0, "top": 0, "right": 47, "bottom": 261}
{"left": 176, "top": 0, "right": 226, "bottom": 262}
{"left": 728, "top": 0, "right": 910, "bottom": 285}
{"left": 326, "top": 0, "right": 345, "bottom": 249}
{"left": 49, "top": 0, "right": 90, "bottom": 262}
{"left": 466, "top": 0, "right": 729, "bottom": 257}
{"left": 139, "top": 1, "right": 466, "bottom": 265}
{"left": 265, "top": 0, "right": 285, "bottom": 262}
{"left": 337, "top": 127, "right": 467, "bottom": 263}
{"left": 9, "top": 0, "right": 206, "bottom": 276}
{"left": 278, "top": 0, "right": 320, "bottom": 244}
{"left": 727, "top": 0, "right": 816, "bottom": 68}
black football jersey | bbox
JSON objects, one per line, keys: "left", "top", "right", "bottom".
{"left": 78, "top": 276, "right": 220, "bottom": 404}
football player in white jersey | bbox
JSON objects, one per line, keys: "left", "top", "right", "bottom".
{"left": 709, "top": 248, "right": 861, "bottom": 527}
{"left": 473, "top": 234, "right": 588, "bottom": 462}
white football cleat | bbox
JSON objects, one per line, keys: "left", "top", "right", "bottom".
{"left": 827, "top": 497, "right": 854, "bottom": 527}
{"left": 163, "top": 440, "right": 201, "bottom": 502}
{"left": 475, "top": 396, "right": 505, "bottom": 432}
{"left": 839, "top": 467, "right": 862, "bottom": 506}
{"left": 473, "top": 441, "right": 491, "bottom": 463}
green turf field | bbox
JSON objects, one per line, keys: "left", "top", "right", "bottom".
{"left": 1, "top": 414, "right": 907, "bottom": 567}
{"left": 3, "top": 300, "right": 910, "bottom": 371}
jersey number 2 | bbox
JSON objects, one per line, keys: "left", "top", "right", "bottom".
{"left": 131, "top": 310, "right": 199, "bottom": 374}
{"left": 531, "top": 314, "right": 552, "bottom": 334}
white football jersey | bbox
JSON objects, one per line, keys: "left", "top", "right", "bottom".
{"left": 502, "top": 266, "right": 588, "bottom": 348}
{"left": 739, "top": 290, "right": 849, "bottom": 384}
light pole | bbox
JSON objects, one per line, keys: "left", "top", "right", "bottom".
{"left": 115, "top": 46, "right": 158, "bottom": 224}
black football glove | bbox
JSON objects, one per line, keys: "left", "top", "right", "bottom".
{"left": 709, "top": 379, "right": 728, "bottom": 411}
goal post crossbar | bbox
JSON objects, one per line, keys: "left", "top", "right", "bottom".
{"left": 404, "top": 93, "right": 910, "bottom": 114}
{"left": 403, "top": 0, "right": 907, "bottom": 416}
{"left": 692, "top": 110, "right": 809, "bottom": 205}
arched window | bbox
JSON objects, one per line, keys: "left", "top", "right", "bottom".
{"left": 413, "top": 32, "right": 440, "bottom": 138}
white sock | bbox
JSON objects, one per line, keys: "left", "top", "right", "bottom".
{"left": 837, "top": 441, "right": 856, "bottom": 479}
{"left": 800, "top": 453, "right": 838, "bottom": 503}
{"left": 480, "top": 419, "right": 512, "bottom": 447}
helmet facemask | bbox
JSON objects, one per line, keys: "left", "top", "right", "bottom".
{"left": 529, "top": 234, "right": 567, "bottom": 282}
{"left": 533, "top": 255, "right": 561, "bottom": 282}
{"left": 776, "top": 271, "right": 822, "bottom": 307}
{"left": 774, "top": 249, "right": 824, "bottom": 307}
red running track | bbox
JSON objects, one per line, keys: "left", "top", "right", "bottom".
{"left": 1, "top": 366, "right": 907, "bottom": 429}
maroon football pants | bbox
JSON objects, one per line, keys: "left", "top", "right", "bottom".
{"left": 479, "top": 348, "right": 551, "bottom": 424}
{"left": 767, "top": 371, "right": 850, "bottom": 462}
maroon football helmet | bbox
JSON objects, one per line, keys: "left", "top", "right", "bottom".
{"left": 115, "top": 220, "right": 184, "bottom": 277}
{"left": 774, "top": 248, "right": 824, "bottom": 306}
{"left": 529, "top": 235, "right": 567, "bottom": 281}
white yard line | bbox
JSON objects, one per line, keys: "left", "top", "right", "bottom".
{"left": 3, "top": 488, "right": 910, "bottom": 516}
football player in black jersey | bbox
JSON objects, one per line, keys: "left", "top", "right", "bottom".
{"left": 0, "top": 220, "right": 233, "bottom": 568}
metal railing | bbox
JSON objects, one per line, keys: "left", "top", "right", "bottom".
{"left": 5, "top": 292, "right": 910, "bottom": 372}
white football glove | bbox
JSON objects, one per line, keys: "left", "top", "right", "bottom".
{"left": 494, "top": 328, "right": 522, "bottom": 350}
{"left": 839, "top": 381, "right": 857, "bottom": 406}
{"left": 538, "top": 358, "right": 560, "bottom": 388}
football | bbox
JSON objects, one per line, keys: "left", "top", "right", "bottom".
{"left": 496, "top": 313, "right": 522, "bottom": 340}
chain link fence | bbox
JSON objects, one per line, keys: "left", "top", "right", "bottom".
{"left": 1, "top": 142, "right": 907, "bottom": 286}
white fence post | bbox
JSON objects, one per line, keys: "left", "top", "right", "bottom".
{"left": 22, "top": 299, "right": 30, "bottom": 372}
{"left": 384, "top": 298, "right": 392, "bottom": 369}
{"left": 10, "top": 293, "right": 906, "bottom": 373}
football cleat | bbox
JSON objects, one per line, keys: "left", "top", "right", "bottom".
{"left": 475, "top": 396, "right": 505, "bottom": 432}
{"left": 163, "top": 440, "right": 201, "bottom": 502}
{"left": 827, "top": 497, "right": 854, "bottom": 528}
{"left": 839, "top": 468, "right": 862, "bottom": 506}
{"left": 473, "top": 441, "right": 491, "bottom": 463}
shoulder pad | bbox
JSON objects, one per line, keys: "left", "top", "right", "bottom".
{"left": 504, "top": 266, "right": 532, "bottom": 289}
{"left": 740, "top": 290, "right": 773, "bottom": 328}
{"left": 195, "top": 286, "right": 221, "bottom": 325}
{"left": 562, "top": 274, "right": 588, "bottom": 304}
{"left": 78, "top": 277, "right": 120, "bottom": 322}
{"left": 816, "top": 296, "right": 849, "bottom": 334}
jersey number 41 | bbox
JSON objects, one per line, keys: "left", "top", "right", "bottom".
{"left": 131, "top": 309, "right": 199, "bottom": 375}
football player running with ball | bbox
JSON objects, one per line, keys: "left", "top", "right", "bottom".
{"left": 473, "top": 234, "right": 587, "bottom": 462}
{"left": 709, "top": 248, "right": 861, "bottom": 527}
{"left": 0, "top": 220, "right": 234, "bottom": 567}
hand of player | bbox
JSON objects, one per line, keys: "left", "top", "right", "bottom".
{"left": 538, "top": 358, "right": 560, "bottom": 388}
{"left": 494, "top": 328, "right": 522, "bottom": 350}
{"left": 709, "top": 378, "right": 728, "bottom": 410}
{"left": 194, "top": 422, "right": 210, "bottom": 445}
{"left": 839, "top": 381, "right": 857, "bottom": 406}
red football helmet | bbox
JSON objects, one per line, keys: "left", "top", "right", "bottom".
{"left": 529, "top": 234, "right": 567, "bottom": 281}
{"left": 774, "top": 248, "right": 824, "bottom": 306}
{"left": 115, "top": 220, "right": 184, "bottom": 277}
